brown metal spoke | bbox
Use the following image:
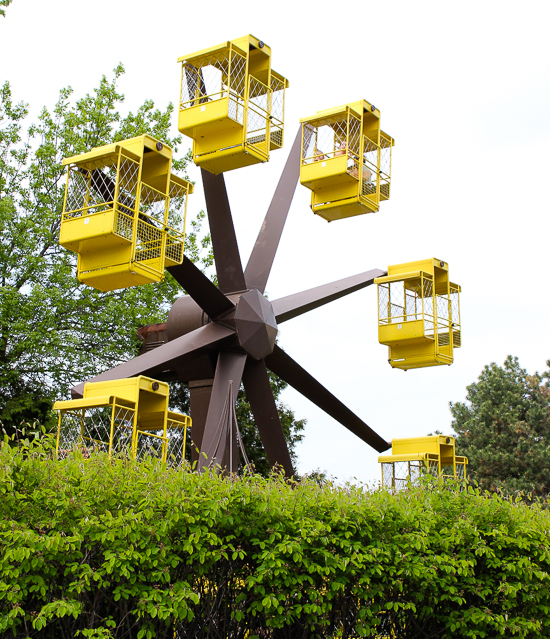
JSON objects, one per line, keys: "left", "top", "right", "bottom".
{"left": 167, "top": 257, "right": 235, "bottom": 319}
{"left": 244, "top": 126, "right": 303, "bottom": 294}
{"left": 242, "top": 358, "right": 295, "bottom": 477}
{"left": 265, "top": 345, "right": 390, "bottom": 453}
{"left": 272, "top": 268, "right": 386, "bottom": 324}
{"left": 201, "top": 170, "right": 246, "bottom": 294}
{"left": 72, "top": 323, "right": 235, "bottom": 398}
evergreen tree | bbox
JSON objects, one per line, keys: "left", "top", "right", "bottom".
{"left": 451, "top": 355, "right": 550, "bottom": 496}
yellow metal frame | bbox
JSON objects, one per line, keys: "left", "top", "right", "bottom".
{"left": 379, "top": 435, "right": 468, "bottom": 489}
{"left": 299, "top": 100, "right": 394, "bottom": 222}
{"left": 59, "top": 135, "right": 193, "bottom": 292}
{"left": 54, "top": 376, "right": 192, "bottom": 467}
{"left": 375, "top": 258, "right": 461, "bottom": 370}
{"left": 177, "top": 34, "right": 288, "bottom": 174}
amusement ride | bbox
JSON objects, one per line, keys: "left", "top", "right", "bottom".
{"left": 53, "top": 34, "right": 466, "bottom": 486}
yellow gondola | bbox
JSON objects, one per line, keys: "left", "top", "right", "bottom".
{"left": 379, "top": 435, "right": 468, "bottom": 489}
{"left": 177, "top": 34, "right": 288, "bottom": 174}
{"left": 54, "top": 376, "right": 191, "bottom": 466}
{"left": 300, "top": 100, "right": 394, "bottom": 222}
{"left": 59, "top": 134, "right": 193, "bottom": 292}
{"left": 375, "top": 258, "right": 461, "bottom": 370}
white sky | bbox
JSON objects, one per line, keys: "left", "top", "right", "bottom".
{"left": 1, "top": 0, "right": 549, "bottom": 484}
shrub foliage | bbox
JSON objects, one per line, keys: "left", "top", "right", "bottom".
{"left": 1, "top": 437, "right": 550, "bottom": 638}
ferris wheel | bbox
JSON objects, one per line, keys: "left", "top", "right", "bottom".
{"left": 54, "top": 34, "right": 463, "bottom": 482}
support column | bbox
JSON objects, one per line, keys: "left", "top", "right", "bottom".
{"left": 189, "top": 379, "right": 214, "bottom": 467}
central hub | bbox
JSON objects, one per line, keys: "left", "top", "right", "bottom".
{"left": 234, "top": 289, "right": 278, "bottom": 360}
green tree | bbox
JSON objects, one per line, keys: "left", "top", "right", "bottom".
{"left": 0, "top": 66, "right": 203, "bottom": 430}
{"left": 0, "top": 67, "right": 305, "bottom": 469}
{"left": 451, "top": 355, "right": 550, "bottom": 496}
{"left": 0, "top": 0, "right": 12, "bottom": 18}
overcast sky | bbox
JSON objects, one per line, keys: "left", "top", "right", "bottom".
{"left": 1, "top": 0, "right": 549, "bottom": 483}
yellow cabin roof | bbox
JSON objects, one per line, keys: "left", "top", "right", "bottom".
{"left": 177, "top": 35, "right": 288, "bottom": 89}
{"left": 300, "top": 100, "right": 380, "bottom": 124}
{"left": 271, "top": 69, "right": 289, "bottom": 89}
{"left": 62, "top": 144, "right": 137, "bottom": 167}
{"left": 178, "top": 34, "right": 270, "bottom": 63}
{"left": 62, "top": 134, "right": 173, "bottom": 166}
{"left": 53, "top": 395, "right": 135, "bottom": 411}
{"left": 378, "top": 452, "right": 435, "bottom": 463}
{"left": 374, "top": 270, "right": 430, "bottom": 285}
{"left": 387, "top": 258, "right": 448, "bottom": 278}
{"left": 170, "top": 173, "right": 194, "bottom": 194}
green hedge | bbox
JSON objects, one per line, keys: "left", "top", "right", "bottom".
{"left": 1, "top": 437, "right": 550, "bottom": 638}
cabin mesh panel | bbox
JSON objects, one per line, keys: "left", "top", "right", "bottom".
{"left": 302, "top": 123, "right": 316, "bottom": 160}
{"left": 346, "top": 114, "right": 361, "bottom": 173}
{"left": 166, "top": 421, "right": 188, "bottom": 467}
{"left": 380, "top": 133, "right": 392, "bottom": 174}
{"left": 381, "top": 462, "right": 394, "bottom": 488}
{"left": 436, "top": 293, "right": 450, "bottom": 324}
{"left": 422, "top": 279, "right": 435, "bottom": 337}
{"left": 456, "top": 462, "right": 466, "bottom": 478}
{"left": 302, "top": 115, "right": 347, "bottom": 164}
{"left": 438, "top": 332, "right": 451, "bottom": 346}
{"left": 64, "top": 168, "right": 90, "bottom": 217}
{"left": 135, "top": 430, "right": 167, "bottom": 462}
{"left": 134, "top": 220, "right": 163, "bottom": 267}
{"left": 139, "top": 183, "right": 167, "bottom": 223}
{"left": 116, "top": 156, "right": 140, "bottom": 213}
{"left": 361, "top": 135, "right": 379, "bottom": 196}
{"left": 167, "top": 179, "right": 186, "bottom": 227}
{"left": 380, "top": 133, "right": 392, "bottom": 199}
{"left": 110, "top": 406, "right": 135, "bottom": 454}
{"left": 246, "top": 76, "right": 270, "bottom": 155}
{"left": 450, "top": 285, "right": 461, "bottom": 347}
{"left": 227, "top": 50, "right": 247, "bottom": 124}
{"left": 113, "top": 156, "right": 140, "bottom": 240}
{"left": 378, "top": 282, "right": 395, "bottom": 323}
{"left": 378, "top": 281, "right": 406, "bottom": 324}
{"left": 63, "top": 168, "right": 95, "bottom": 217}
{"left": 229, "top": 50, "right": 247, "bottom": 97}
{"left": 435, "top": 292, "right": 452, "bottom": 345}
{"left": 165, "top": 232, "right": 184, "bottom": 264}
{"left": 165, "top": 179, "right": 187, "bottom": 265}
{"left": 427, "top": 459, "right": 439, "bottom": 476}
{"left": 379, "top": 277, "right": 436, "bottom": 338}
{"left": 409, "top": 460, "right": 424, "bottom": 482}
{"left": 180, "top": 51, "right": 229, "bottom": 107}
{"left": 57, "top": 403, "right": 135, "bottom": 458}
{"left": 383, "top": 460, "right": 429, "bottom": 490}
{"left": 450, "top": 286, "right": 460, "bottom": 325}
{"left": 270, "top": 75, "right": 285, "bottom": 148}
{"left": 394, "top": 461, "right": 409, "bottom": 485}
{"left": 387, "top": 281, "right": 405, "bottom": 323}
{"left": 113, "top": 209, "right": 134, "bottom": 241}
{"left": 134, "top": 183, "right": 166, "bottom": 269}
{"left": 57, "top": 408, "right": 104, "bottom": 457}
{"left": 404, "top": 280, "right": 423, "bottom": 320}
{"left": 64, "top": 156, "right": 123, "bottom": 218}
